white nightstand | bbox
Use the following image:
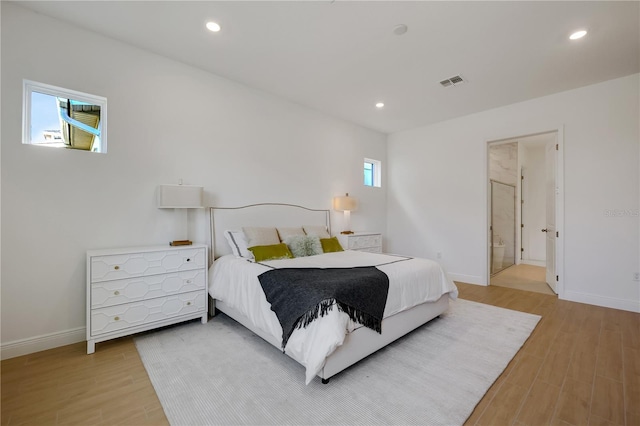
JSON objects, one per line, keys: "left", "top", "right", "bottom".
{"left": 86, "top": 244, "right": 208, "bottom": 354}
{"left": 337, "top": 232, "right": 382, "bottom": 253}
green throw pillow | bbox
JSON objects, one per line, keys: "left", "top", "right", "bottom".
{"left": 248, "top": 243, "right": 294, "bottom": 262}
{"left": 320, "top": 237, "right": 344, "bottom": 253}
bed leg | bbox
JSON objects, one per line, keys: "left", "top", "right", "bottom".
{"left": 321, "top": 378, "right": 330, "bottom": 384}
{"left": 208, "top": 297, "right": 216, "bottom": 317}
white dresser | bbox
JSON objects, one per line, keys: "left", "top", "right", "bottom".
{"left": 337, "top": 232, "right": 382, "bottom": 253}
{"left": 86, "top": 244, "right": 208, "bottom": 354}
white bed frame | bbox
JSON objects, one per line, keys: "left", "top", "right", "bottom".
{"left": 208, "top": 203, "right": 450, "bottom": 383}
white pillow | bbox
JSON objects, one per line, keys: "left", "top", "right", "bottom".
{"left": 223, "top": 230, "right": 254, "bottom": 259}
{"left": 303, "top": 225, "right": 331, "bottom": 239}
{"left": 277, "top": 226, "right": 305, "bottom": 242}
{"left": 242, "top": 226, "right": 280, "bottom": 247}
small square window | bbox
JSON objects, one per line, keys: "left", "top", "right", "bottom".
{"left": 364, "top": 158, "right": 381, "bottom": 187}
{"left": 23, "top": 80, "right": 107, "bottom": 153}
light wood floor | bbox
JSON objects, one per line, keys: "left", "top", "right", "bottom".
{"left": 1, "top": 338, "right": 168, "bottom": 426}
{"left": 460, "top": 282, "right": 639, "bottom": 426}
{"left": 491, "top": 264, "right": 556, "bottom": 295}
{"left": 2, "top": 283, "right": 638, "bottom": 426}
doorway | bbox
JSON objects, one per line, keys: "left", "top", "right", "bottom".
{"left": 487, "top": 131, "right": 561, "bottom": 296}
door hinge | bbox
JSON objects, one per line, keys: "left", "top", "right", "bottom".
{"left": 556, "top": 143, "right": 558, "bottom": 150}
{"left": 521, "top": 199, "right": 524, "bottom": 204}
{"left": 521, "top": 248, "right": 524, "bottom": 252}
{"left": 521, "top": 223, "right": 524, "bottom": 228}
{"left": 521, "top": 175, "right": 524, "bottom": 180}
{"left": 556, "top": 231, "right": 559, "bottom": 237}
{"left": 556, "top": 275, "right": 559, "bottom": 281}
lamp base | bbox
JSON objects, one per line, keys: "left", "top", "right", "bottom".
{"left": 340, "top": 231, "right": 354, "bottom": 235}
{"left": 170, "top": 240, "right": 193, "bottom": 246}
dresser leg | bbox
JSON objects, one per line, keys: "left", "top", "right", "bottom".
{"left": 201, "top": 313, "right": 208, "bottom": 324}
{"left": 87, "top": 340, "right": 95, "bottom": 354}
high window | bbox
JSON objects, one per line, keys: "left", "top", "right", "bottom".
{"left": 23, "top": 80, "right": 107, "bottom": 153}
{"left": 364, "top": 158, "right": 381, "bottom": 187}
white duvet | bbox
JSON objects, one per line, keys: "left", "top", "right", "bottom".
{"left": 209, "top": 250, "right": 458, "bottom": 384}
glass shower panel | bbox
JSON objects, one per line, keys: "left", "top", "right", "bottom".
{"left": 491, "top": 181, "right": 516, "bottom": 275}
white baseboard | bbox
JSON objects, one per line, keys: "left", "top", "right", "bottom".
{"left": 562, "top": 291, "right": 640, "bottom": 313}
{"left": 449, "top": 273, "right": 486, "bottom": 286}
{"left": 1, "top": 327, "right": 86, "bottom": 360}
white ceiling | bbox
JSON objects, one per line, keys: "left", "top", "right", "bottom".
{"left": 16, "top": 1, "right": 639, "bottom": 134}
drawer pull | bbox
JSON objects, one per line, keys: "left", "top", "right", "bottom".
{"left": 187, "top": 302, "right": 191, "bottom": 306}
{"left": 114, "top": 291, "right": 120, "bottom": 296}
{"left": 114, "top": 316, "right": 120, "bottom": 321}
{"left": 186, "top": 258, "right": 191, "bottom": 262}
{"left": 186, "top": 280, "right": 192, "bottom": 284}
{"left": 114, "top": 265, "right": 120, "bottom": 270}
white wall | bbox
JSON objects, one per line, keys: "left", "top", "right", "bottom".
{"left": 387, "top": 73, "right": 640, "bottom": 312}
{"left": 0, "top": 3, "right": 387, "bottom": 357}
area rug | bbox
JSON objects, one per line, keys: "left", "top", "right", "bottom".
{"left": 134, "top": 298, "right": 540, "bottom": 425}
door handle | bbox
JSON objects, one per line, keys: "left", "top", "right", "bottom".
{"left": 541, "top": 229, "right": 548, "bottom": 232}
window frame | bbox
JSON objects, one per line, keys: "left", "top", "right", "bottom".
{"left": 22, "top": 79, "right": 108, "bottom": 153}
{"left": 364, "top": 157, "right": 382, "bottom": 188}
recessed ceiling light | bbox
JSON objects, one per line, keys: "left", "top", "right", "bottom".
{"left": 375, "top": 102, "right": 384, "bottom": 108}
{"left": 569, "top": 30, "right": 587, "bottom": 40}
{"left": 206, "top": 21, "right": 221, "bottom": 32}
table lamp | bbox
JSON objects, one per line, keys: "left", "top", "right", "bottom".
{"left": 333, "top": 193, "right": 358, "bottom": 234}
{"left": 157, "top": 183, "right": 203, "bottom": 245}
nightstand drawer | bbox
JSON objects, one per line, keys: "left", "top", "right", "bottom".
{"left": 90, "top": 290, "right": 206, "bottom": 336}
{"left": 91, "top": 247, "right": 206, "bottom": 282}
{"left": 357, "top": 246, "right": 382, "bottom": 254}
{"left": 91, "top": 269, "right": 206, "bottom": 308}
{"left": 347, "top": 234, "right": 382, "bottom": 250}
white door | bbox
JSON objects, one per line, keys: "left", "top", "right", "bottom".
{"left": 545, "top": 139, "right": 557, "bottom": 293}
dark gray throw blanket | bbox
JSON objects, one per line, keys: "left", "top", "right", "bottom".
{"left": 258, "top": 266, "right": 389, "bottom": 350}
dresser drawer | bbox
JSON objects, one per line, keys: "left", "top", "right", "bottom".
{"left": 348, "top": 234, "right": 382, "bottom": 250}
{"left": 91, "top": 269, "right": 206, "bottom": 308}
{"left": 90, "top": 291, "right": 206, "bottom": 336}
{"left": 91, "top": 247, "right": 205, "bottom": 282}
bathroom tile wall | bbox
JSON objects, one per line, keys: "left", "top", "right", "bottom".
{"left": 490, "top": 142, "right": 518, "bottom": 272}
{"left": 492, "top": 181, "right": 516, "bottom": 269}
{"left": 489, "top": 142, "right": 518, "bottom": 185}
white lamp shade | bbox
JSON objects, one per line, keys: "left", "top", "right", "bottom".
{"left": 333, "top": 194, "right": 358, "bottom": 211}
{"left": 157, "top": 184, "right": 203, "bottom": 208}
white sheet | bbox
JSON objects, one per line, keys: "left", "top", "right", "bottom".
{"left": 209, "top": 250, "right": 458, "bottom": 384}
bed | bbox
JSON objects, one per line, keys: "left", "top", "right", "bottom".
{"left": 207, "top": 203, "right": 458, "bottom": 384}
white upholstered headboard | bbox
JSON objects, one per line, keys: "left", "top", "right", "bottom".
{"left": 208, "top": 203, "right": 331, "bottom": 262}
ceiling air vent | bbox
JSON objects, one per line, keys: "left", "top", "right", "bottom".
{"left": 439, "top": 75, "right": 466, "bottom": 87}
